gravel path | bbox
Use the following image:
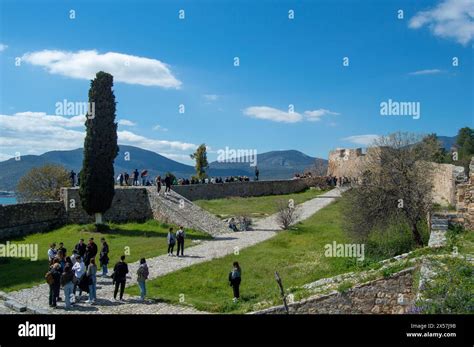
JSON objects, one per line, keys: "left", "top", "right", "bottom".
{"left": 6, "top": 187, "right": 344, "bottom": 315}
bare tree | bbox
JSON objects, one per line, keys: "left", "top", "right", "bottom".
{"left": 276, "top": 199, "right": 300, "bottom": 230}
{"left": 342, "top": 132, "right": 436, "bottom": 246}
{"left": 308, "top": 158, "right": 328, "bottom": 176}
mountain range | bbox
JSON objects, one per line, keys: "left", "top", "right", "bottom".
{"left": 0, "top": 145, "right": 322, "bottom": 191}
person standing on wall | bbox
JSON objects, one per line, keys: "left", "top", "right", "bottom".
{"left": 255, "top": 166, "right": 259, "bottom": 181}
{"left": 156, "top": 175, "right": 162, "bottom": 195}
{"left": 164, "top": 174, "right": 172, "bottom": 194}
{"left": 176, "top": 226, "right": 185, "bottom": 257}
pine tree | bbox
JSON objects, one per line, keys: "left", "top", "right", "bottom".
{"left": 79, "top": 71, "right": 119, "bottom": 225}
{"left": 190, "top": 144, "right": 209, "bottom": 180}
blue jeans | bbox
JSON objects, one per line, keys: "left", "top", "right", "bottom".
{"left": 102, "top": 264, "right": 108, "bottom": 276}
{"left": 138, "top": 281, "right": 146, "bottom": 299}
{"left": 64, "top": 282, "right": 74, "bottom": 308}
{"left": 88, "top": 276, "right": 96, "bottom": 301}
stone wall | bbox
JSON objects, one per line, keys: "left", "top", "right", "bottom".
{"left": 327, "top": 147, "right": 463, "bottom": 205}
{"left": 60, "top": 187, "right": 153, "bottom": 224}
{"left": 0, "top": 202, "right": 66, "bottom": 241}
{"left": 254, "top": 267, "right": 415, "bottom": 314}
{"left": 456, "top": 157, "right": 474, "bottom": 229}
{"left": 172, "top": 177, "right": 328, "bottom": 201}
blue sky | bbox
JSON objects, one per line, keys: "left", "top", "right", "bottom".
{"left": 0, "top": 0, "right": 473, "bottom": 164}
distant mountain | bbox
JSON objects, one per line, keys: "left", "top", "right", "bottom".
{"left": 0, "top": 146, "right": 322, "bottom": 191}
{"left": 437, "top": 135, "right": 457, "bottom": 151}
{"left": 209, "top": 150, "right": 326, "bottom": 180}
{"left": 0, "top": 145, "right": 248, "bottom": 192}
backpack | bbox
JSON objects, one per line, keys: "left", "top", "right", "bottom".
{"left": 45, "top": 271, "right": 54, "bottom": 285}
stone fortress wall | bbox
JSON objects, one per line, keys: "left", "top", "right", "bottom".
{"left": 0, "top": 178, "right": 327, "bottom": 240}
{"left": 327, "top": 147, "right": 465, "bottom": 206}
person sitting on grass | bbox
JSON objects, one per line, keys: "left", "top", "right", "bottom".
{"left": 228, "top": 261, "right": 242, "bottom": 303}
{"left": 136, "top": 258, "right": 149, "bottom": 301}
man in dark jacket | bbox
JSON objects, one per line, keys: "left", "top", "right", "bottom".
{"left": 74, "top": 239, "right": 86, "bottom": 258}
{"left": 164, "top": 175, "right": 171, "bottom": 193}
{"left": 84, "top": 238, "right": 98, "bottom": 267}
{"left": 99, "top": 237, "right": 109, "bottom": 277}
{"left": 48, "top": 261, "right": 62, "bottom": 308}
{"left": 113, "top": 255, "right": 129, "bottom": 301}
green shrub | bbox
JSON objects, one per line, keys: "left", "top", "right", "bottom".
{"left": 337, "top": 281, "right": 353, "bottom": 293}
{"left": 417, "top": 258, "right": 474, "bottom": 314}
{"left": 365, "top": 217, "right": 429, "bottom": 261}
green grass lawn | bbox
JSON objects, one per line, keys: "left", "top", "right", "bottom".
{"left": 194, "top": 187, "right": 330, "bottom": 219}
{"left": 127, "top": 200, "right": 372, "bottom": 313}
{"left": 0, "top": 220, "right": 211, "bottom": 292}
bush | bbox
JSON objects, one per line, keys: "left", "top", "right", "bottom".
{"left": 365, "top": 217, "right": 429, "bottom": 261}
{"left": 275, "top": 199, "right": 299, "bottom": 230}
{"left": 417, "top": 258, "right": 474, "bottom": 314}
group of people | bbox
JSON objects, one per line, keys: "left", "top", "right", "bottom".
{"left": 45, "top": 231, "right": 243, "bottom": 309}
{"left": 325, "top": 175, "right": 352, "bottom": 187}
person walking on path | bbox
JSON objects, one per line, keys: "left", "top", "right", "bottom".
{"left": 86, "top": 258, "right": 97, "bottom": 304}
{"left": 74, "top": 239, "right": 86, "bottom": 259}
{"left": 155, "top": 175, "right": 162, "bottom": 195}
{"left": 136, "top": 258, "right": 149, "bottom": 301}
{"left": 99, "top": 237, "right": 109, "bottom": 277}
{"left": 112, "top": 255, "right": 129, "bottom": 302}
{"left": 47, "top": 261, "right": 61, "bottom": 308}
{"left": 60, "top": 263, "right": 74, "bottom": 310}
{"left": 72, "top": 256, "right": 85, "bottom": 300}
{"left": 176, "top": 227, "right": 185, "bottom": 257}
{"left": 167, "top": 227, "right": 176, "bottom": 256}
{"left": 84, "top": 238, "right": 98, "bottom": 267}
{"left": 228, "top": 261, "right": 242, "bottom": 303}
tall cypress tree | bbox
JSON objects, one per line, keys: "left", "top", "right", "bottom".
{"left": 79, "top": 71, "right": 119, "bottom": 225}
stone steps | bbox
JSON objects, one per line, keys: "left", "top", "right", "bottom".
{"left": 428, "top": 214, "right": 449, "bottom": 248}
{"left": 146, "top": 188, "right": 230, "bottom": 237}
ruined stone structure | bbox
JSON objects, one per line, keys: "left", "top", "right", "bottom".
{"left": 327, "top": 147, "right": 465, "bottom": 206}
{"left": 254, "top": 267, "right": 415, "bottom": 314}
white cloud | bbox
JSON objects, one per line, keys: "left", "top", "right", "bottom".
{"left": 243, "top": 106, "right": 340, "bottom": 123}
{"left": 0, "top": 44, "right": 8, "bottom": 52}
{"left": 152, "top": 124, "right": 168, "bottom": 131}
{"left": 0, "top": 112, "right": 197, "bottom": 163}
{"left": 21, "top": 50, "right": 182, "bottom": 88}
{"left": 118, "top": 119, "right": 136, "bottom": 126}
{"left": 409, "top": 0, "right": 474, "bottom": 45}
{"left": 342, "top": 134, "right": 380, "bottom": 146}
{"left": 304, "top": 109, "right": 340, "bottom": 121}
{"left": 203, "top": 94, "right": 219, "bottom": 101}
{"left": 408, "top": 69, "right": 443, "bottom": 75}
{"left": 243, "top": 106, "right": 303, "bottom": 123}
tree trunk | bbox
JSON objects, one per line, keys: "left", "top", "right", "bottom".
{"left": 412, "top": 223, "right": 424, "bottom": 246}
{"left": 95, "top": 213, "right": 103, "bottom": 225}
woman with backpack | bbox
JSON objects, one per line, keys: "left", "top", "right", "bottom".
{"left": 167, "top": 227, "right": 176, "bottom": 256}
{"left": 86, "top": 258, "right": 97, "bottom": 304}
{"left": 136, "top": 258, "right": 149, "bottom": 301}
{"left": 228, "top": 262, "right": 242, "bottom": 303}
{"left": 61, "top": 263, "right": 74, "bottom": 310}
